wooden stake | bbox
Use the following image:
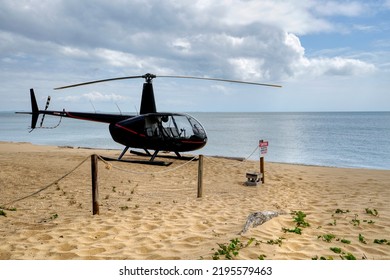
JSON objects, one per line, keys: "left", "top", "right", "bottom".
{"left": 197, "top": 155, "right": 203, "bottom": 198}
{"left": 260, "top": 156, "right": 265, "bottom": 184}
{"left": 91, "top": 154, "right": 99, "bottom": 215}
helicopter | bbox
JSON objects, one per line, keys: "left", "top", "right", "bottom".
{"left": 18, "top": 73, "right": 281, "bottom": 163}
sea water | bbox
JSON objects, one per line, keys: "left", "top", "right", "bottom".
{"left": 1, "top": 111, "right": 389, "bottom": 170}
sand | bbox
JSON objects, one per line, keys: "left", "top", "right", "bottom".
{"left": 0, "top": 141, "right": 389, "bottom": 260}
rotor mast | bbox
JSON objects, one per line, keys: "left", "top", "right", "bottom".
{"left": 140, "top": 73, "right": 157, "bottom": 114}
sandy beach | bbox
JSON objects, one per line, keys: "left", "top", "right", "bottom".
{"left": 1, "top": 141, "right": 389, "bottom": 260}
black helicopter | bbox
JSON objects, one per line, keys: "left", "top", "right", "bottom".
{"left": 19, "top": 73, "right": 280, "bottom": 162}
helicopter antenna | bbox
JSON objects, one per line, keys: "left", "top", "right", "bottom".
{"left": 115, "top": 102, "right": 123, "bottom": 115}
{"left": 89, "top": 100, "right": 97, "bottom": 113}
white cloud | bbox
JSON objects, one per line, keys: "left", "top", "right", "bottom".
{"left": 58, "top": 91, "right": 127, "bottom": 102}
{"left": 82, "top": 91, "right": 127, "bottom": 102}
{"left": 283, "top": 33, "right": 377, "bottom": 78}
{"left": 60, "top": 46, "right": 89, "bottom": 58}
{"left": 312, "top": 1, "right": 365, "bottom": 17}
{"left": 0, "top": 0, "right": 386, "bottom": 112}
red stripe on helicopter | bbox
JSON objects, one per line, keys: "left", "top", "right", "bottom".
{"left": 115, "top": 124, "right": 145, "bottom": 137}
{"left": 65, "top": 111, "right": 101, "bottom": 122}
{"left": 180, "top": 140, "right": 205, "bottom": 144}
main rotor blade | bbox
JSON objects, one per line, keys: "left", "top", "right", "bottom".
{"left": 54, "top": 75, "right": 144, "bottom": 90}
{"left": 157, "top": 75, "right": 282, "bottom": 88}
{"left": 54, "top": 73, "right": 282, "bottom": 90}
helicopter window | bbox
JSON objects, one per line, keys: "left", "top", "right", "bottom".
{"left": 144, "top": 114, "right": 203, "bottom": 139}
{"left": 188, "top": 116, "right": 206, "bottom": 137}
{"left": 160, "top": 115, "right": 179, "bottom": 138}
{"left": 171, "top": 115, "right": 198, "bottom": 138}
{"left": 145, "top": 116, "right": 161, "bottom": 137}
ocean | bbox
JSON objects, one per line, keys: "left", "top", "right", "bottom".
{"left": 1, "top": 111, "right": 389, "bottom": 170}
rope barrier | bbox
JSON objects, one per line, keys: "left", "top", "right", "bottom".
{"left": 1, "top": 155, "right": 90, "bottom": 206}
{"left": 97, "top": 154, "right": 198, "bottom": 175}
{"left": 1, "top": 145, "right": 259, "bottom": 207}
{"left": 205, "top": 145, "right": 259, "bottom": 167}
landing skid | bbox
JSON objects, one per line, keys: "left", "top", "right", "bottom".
{"left": 130, "top": 150, "right": 198, "bottom": 161}
{"left": 118, "top": 147, "right": 159, "bottom": 161}
{"left": 100, "top": 156, "right": 172, "bottom": 166}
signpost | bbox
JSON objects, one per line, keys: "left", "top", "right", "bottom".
{"left": 259, "top": 140, "right": 268, "bottom": 184}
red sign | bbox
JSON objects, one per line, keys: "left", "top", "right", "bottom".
{"left": 259, "top": 141, "right": 268, "bottom": 148}
{"left": 259, "top": 140, "right": 268, "bottom": 155}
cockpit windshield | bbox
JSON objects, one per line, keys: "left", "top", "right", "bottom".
{"left": 144, "top": 114, "right": 206, "bottom": 140}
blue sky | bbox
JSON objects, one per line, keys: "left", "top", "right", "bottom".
{"left": 1, "top": 0, "right": 389, "bottom": 112}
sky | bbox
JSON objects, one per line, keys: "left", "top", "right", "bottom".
{"left": 1, "top": 0, "right": 390, "bottom": 112}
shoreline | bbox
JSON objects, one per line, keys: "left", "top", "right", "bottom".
{"left": 1, "top": 141, "right": 390, "bottom": 260}
{"left": 2, "top": 141, "right": 387, "bottom": 171}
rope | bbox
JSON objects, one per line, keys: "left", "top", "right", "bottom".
{"left": 97, "top": 154, "right": 198, "bottom": 175}
{"left": 1, "top": 155, "right": 90, "bottom": 206}
{"left": 205, "top": 145, "right": 259, "bottom": 167}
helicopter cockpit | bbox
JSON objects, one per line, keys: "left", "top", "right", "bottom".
{"left": 144, "top": 113, "right": 206, "bottom": 140}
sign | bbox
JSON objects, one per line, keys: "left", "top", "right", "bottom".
{"left": 259, "top": 140, "right": 268, "bottom": 155}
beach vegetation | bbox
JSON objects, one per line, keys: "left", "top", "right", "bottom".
{"left": 292, "top": 211, "right": 310, "bottom": 227}
{"left": 312, "top": 255, "right": 334, "bottom": 260}
{"left": 0, "top": 206, "right": 16, "bottom": 211}
{"left": 359, "top": 233, "right": 367, "bottom": 244}
{"left": 340, "top": 239, "right": 351, "bottom": 244}
{"left": 326, "top": 247, "right": 358, "bottom": 260}
{"left": 212, "top": 238, "right": 255, "bottom": 260}
{"left": 282, "top": 227, "right": 302, "bottom": 235}
{"left": 330, "top": 247, "right": 342, "bottom": 254}
{"left": 340, "top": 252, "right": 356, "bottom": 260}
{"left": 212, "top": 238, "right": 242, "bottom": 260}
{"left": 373, "top": 239, "right": 390, "bottom": 245}
{"left": 365, "top": 208, "right": 378, "bottom": 216}
{"left": 350, "top": 214, "right": 360, "bottom": 226}
{"left": 335, "top": 209, "right": 350, "bottom": 214}
{"left": 282, "top": 211, "right": 309, "bottom": 235}
{"left": 319, "top": 234, "right": 335, "bottom": 242}
{"left": 266, "top": 237, "right": 285, "bottom": 246}
{"left": 258, "top": 254, "right": 267, "bottom": 260}
{"left": 0, "top": 209, "right": 6, "bottom": 217}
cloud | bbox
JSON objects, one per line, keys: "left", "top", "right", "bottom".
{"left": 284, "top": 33, "right": 376, "bottom": 78}
{"left": 0, "top": 0, "right": 374, "bottom": 81}
{"left": 58, "top": 91, "right": 127, "bottom": 102}
{"left": 312, "top": 1, "right": 365, "bottom": 17}
{"left": 0, "top": 0, "right": 385, "bottom": 112}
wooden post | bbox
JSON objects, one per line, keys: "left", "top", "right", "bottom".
{"left": 260, "top": 156, "right": 265, "bottom": 184}
{"left": 91, "top": 154, "right": 99, "bottom": 215}
{"left": 197, "top": 155, "right": 203, "bottom": 198}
